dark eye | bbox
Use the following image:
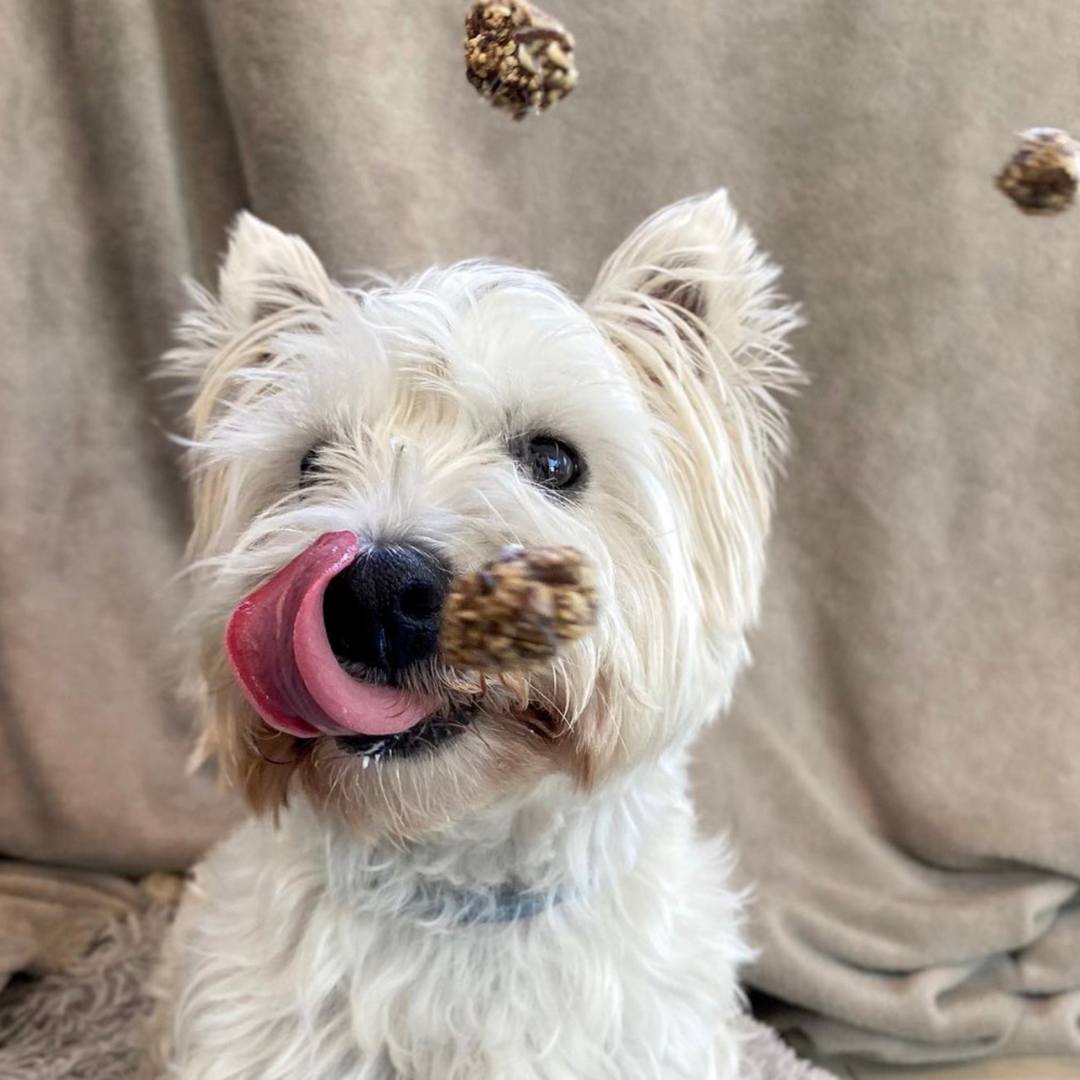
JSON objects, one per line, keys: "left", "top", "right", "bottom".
{"left": 511, "top": 433, "right": 584, "bottom": 494}
{"left": 299, "top": 443, "right": 326, "bottom": 486}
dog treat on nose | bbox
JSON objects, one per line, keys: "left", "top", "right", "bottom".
{"left": 440, "top": 546, "right": 597, "bottom": 672}
{"left": 464, "top": 0, "right": 577, "bottom": 121}
{"left": 997, "top": 128, "right": 1080, "bottom": 215}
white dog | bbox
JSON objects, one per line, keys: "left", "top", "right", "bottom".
{"left": 155, "top": 190, "right": 800, "bottom": 1080}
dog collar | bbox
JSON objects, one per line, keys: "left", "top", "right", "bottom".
{"left": 411, "top": 881, "right": 568, "bottom": 926}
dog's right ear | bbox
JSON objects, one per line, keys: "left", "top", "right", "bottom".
{"left": 170, "top": 213, "right": 335, "bottom": 436}
{"left": 213, "top": 212, "right": 334, "bottom": 333}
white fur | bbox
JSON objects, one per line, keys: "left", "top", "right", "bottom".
{"left": 154, "top": 191, "right": 800, "bottom": 1080}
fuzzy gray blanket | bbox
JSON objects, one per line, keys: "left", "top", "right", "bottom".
{"left": 0, "top": 906, "right": 171, "bottom": 1080}
{"left": 0, "top": 904, "right": 830, "bottom": 1080}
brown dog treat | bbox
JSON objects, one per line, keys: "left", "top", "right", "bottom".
{"left": 997, "top": 127, "right": 1080, "bottom": 215}
{"left": 440, "top": 546, "right": 597, "bottom": 672}
{"left": 464, "top": 0, "right": 577, "bottom": 121}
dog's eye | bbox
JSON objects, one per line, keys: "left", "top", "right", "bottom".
{"left": 511, "top": 434, "right": 584, "bottom": 494}
{"left": 299, "top": 444, "right": 326, "bottom": 486}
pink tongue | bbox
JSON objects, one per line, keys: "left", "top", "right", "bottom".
{"left": 225, "top": 532, "right": 436, "bottom": 739}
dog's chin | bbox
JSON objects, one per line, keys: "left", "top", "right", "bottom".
{"left": 322, "top": 650, "right": 555, "bottom": 764}
{"left": 287, "top": 694, "right": 577, "bottom": 841}
{"left": 211, "top": 669, "right": 603, "bottom": 837}
{"left": 211, "top": 631, "right": 603, "bottom": 833}
{"left": 332, "top": 698, "right": 561, "bottom": 766}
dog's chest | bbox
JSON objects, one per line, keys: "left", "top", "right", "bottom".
{"left": 168, "top": 810, "right": 744, "bottom": 1080}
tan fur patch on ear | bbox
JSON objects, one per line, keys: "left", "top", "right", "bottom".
{"left": 640, "top": 263, "right": 713, "bottom": 384}
{"left": 608, "top": 261, "right": 714, "bottom": 388}
{"left": 250, "top": 285, "right": 325, "bottom": 327}
{"left": 646, "top": 269, "right": 707, "bottom": 326}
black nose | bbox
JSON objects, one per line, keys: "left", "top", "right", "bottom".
{"left": 323, "top": 545, "right": 451, "bottom": 681}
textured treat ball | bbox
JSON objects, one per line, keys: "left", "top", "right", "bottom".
{"left": 440, "top": 546, "right": 598, "bottom": 672}
{"left": 464, "top": 0, "right": 577, "bottom": 120}
{"left": 997, "top": 127, "right": 1080, "bottom": 215}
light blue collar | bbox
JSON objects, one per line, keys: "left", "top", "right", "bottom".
{"left": 412, "top": 881, "right": 568, "bottom": 926}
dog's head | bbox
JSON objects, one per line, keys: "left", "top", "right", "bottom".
{"left": 175, "top": 192, "right": 799, "bottom": 839}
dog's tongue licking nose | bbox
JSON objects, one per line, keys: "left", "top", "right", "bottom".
{"left": 225, "top": 532, "right": 436, "bottom": 739}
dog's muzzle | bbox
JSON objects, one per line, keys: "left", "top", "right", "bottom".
{"left": 225, "top": 532, "right": 439, "bottom": 740}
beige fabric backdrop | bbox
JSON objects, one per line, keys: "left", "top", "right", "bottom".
{"left": 2, "top": 0, "right": 1079, "bottom": 1064}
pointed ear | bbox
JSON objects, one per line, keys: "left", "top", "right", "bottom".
{"left": 215, "top": 211, "right": 334, "bottom": 331}
{"left": 585, "top": 190, "right": 801, "bottom": 403}
{"left": 587, "top": 193, "right": 803, "bottom": 629}
{"left": 168, "top": 213, "right": 337, "bottom": 440}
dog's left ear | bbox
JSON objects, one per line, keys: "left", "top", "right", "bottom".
{"left": 587, "top": 192, "right": 802, "bottom": 627}
{"left": 585, "top": 190, "right": 801, "bottom": 429}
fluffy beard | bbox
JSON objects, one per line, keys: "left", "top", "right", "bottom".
{"left": 197, "top": 652, "right": 620, "bottom": 841}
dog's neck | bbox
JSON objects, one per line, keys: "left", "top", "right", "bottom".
{"left": 308, "top": 751, "right": 693, "bottom": 927}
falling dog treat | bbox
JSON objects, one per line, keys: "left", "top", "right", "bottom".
{"left": 440, "top": 546, "right": 598, "bottom": 672}
{"left": 997, "top": 127, "right": 1080, "bottom": 215}
{"left": 464, "top": 0, "right": 577, "bottom": 120}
